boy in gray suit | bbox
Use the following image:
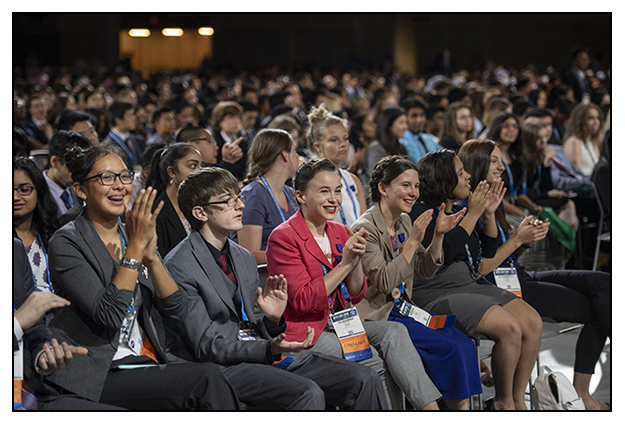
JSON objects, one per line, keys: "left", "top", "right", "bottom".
{"left": 164, "top": 167, "right": 388, "bottom": 410}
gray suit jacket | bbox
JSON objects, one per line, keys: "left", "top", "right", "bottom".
{"left": 351, "top": 204, "right": 442, "bottom": 321}
{"left": 163, "top": 230, "right": 285, "bottom": 366}
{"left": 46, "top": 213, "right": 187, "bottom": 402}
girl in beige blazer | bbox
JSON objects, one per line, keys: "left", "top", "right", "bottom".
{"left": 352, "top": 155, "right": 482, "bottom": 410}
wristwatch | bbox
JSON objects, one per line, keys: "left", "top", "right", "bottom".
{"left": 120, "top": 257, "right": 143, "bottom": 272}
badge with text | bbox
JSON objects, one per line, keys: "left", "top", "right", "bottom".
{"left": 493, "top": 267, "right": 522, "bottom": 298}
{"left": 330, "top": 307, "right": 373, "bottom": 362}
{"left": 238, "top": 328, "right": 262, "bottom": 341}
{"left": 398, "top": 301, "right": 456, "bottom": 330}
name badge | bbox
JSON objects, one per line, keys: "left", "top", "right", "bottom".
{"left": 14, "top": 340, "right": 23, "bottom": 380}
{"left": 126, "top": 317, "right": 144, "bottom": 357}
{"left": 329, "top": 307, "right": 373, "bottom": 362}
{"left": 238, "top": 328, "right": 262, "bottom": 341}
{"left": 398, "top": 301, "right": 456, "bottom": 330}
{"left": 493, "top": 267, "right": 522, "bottom": 298}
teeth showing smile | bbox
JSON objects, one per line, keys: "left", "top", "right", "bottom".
{"left": 324, "top": 206, "right": 337, "bottom": 213}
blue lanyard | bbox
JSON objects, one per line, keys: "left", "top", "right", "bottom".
{"left": 496, "top": 222, "right": 515, "bottom": 266}
{"left": 337, "top": 169, "right": 359, "bottom": 225}
{"left": 388, "top": 234, "right": 407, "bottom": 305}
{"left": 240, "top": 294, "right": 250, "bottom": 323}
{"left": 320, "top": 261, "right": 351, "bottom": 307}
{"left": 34, "top": 232, "right": 53, "bottom": 293}
{"left": 109, "top": 132, "right": 137, "bottom": 164}
{"left": 260, "top": 175, "right": 289, "bottom": 223}
{"left": 502, "top": 156, "right": 517, "bottom": 197}
{"left": 521, "top": 165, "right": 542, "bottom": 196}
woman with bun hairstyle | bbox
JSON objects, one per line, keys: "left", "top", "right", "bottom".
{"left": 146, "top": 142, "right": 203, "bottom": 257}
{"left": 411, "top": 149, "right": 543, "bottom": 410}
{"left": 352, "top": 155, "right": 482, "bottom": 410}
{"left": 234, "top": 128, "right": 300, "bottom": 264}
{"left": 44, "top": 143, "right": 239, "bottom": 410}
{"left": 307, "top": 105, "right": 367, "bottom": 227}
{"left": 458, "top": 139, "right": 611, "bottom": 410}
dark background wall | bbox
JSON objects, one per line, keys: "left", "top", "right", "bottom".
{"left": 13, "top": 13, "right": 611, "bottom": 74}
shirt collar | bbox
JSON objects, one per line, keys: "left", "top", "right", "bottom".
{"left": 220, "top": 131, "right": 233, "bottom": 144}
{"left": 203, "top": 237, "right": 230, "bottom": 263}
{"left": 112, "top": 127, "right": 128, "bottom": 141}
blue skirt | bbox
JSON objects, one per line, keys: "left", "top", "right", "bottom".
{"left": 388, "top": 303, "right": 482, "bottom": 399}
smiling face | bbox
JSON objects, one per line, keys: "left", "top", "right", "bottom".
{"left": 75, "top": 154, "right": 132, "bottom": 223}
{"left": 487, "top": 146, "right": 505, "bottom": 184}
{"left": 380, "top": 169, "right": 420, "bottom": 214}
{"left": 297, "top": 171, "right": 342, "bottom": 226}
{"left": 315, "top": 124, "right": 350, "bottom": 165}
{"left": 13, "top": 169, "right": 37, "bottom": 223}
{"left": 450, "top": 156, "right": 472, "bottom": 201}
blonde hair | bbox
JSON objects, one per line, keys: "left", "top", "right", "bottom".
{"left": 244, "top": 128, "right": 293, "bottom": 185}
{"left": 481, "top": 97, "right": 512, "bottom": 128}
{"left": 306, "top": 105, "right": 348, "bottom": 153}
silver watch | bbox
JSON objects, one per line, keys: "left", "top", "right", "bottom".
{"left": 120, "top": 257, "right": 143, "bottom": 272}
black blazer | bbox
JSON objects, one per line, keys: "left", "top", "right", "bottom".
{"left": 46, "top": 214, "right": 187, "bottom": 401}
{"left": 154, "top": 190, "right": 188, "bottom": 258}
{"left": 20, "top": 117, "right": 50, "bottom": 145}
{"left": 561, "top": 67, "right": 593, "bottom": 104}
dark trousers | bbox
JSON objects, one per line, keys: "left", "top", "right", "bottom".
{"left": 99, "top": 357, "right": 241, "bottom": 410}
{"left": 40, "top": 396, "right": 126, "bottom": 410}
{"left": 520, "top": 269, "right": 611, "bottom": 374}
{"left": 221, "top": 350, "right": 388, "bottom": 410}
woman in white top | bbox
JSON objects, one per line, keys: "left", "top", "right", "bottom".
{"left": 563, "top": 103, "right": 604, "bottom": 176}
{"left": 307, "top": 105, "right": 367, "bottom": 227}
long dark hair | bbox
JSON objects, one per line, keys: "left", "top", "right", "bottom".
{"left": 416, "top": 149, "right": 458, "bottom": 206}
{"left": 375, "top": 107, "right": 408, "bottom": 156}
{"left": 486, "top": 113, "right": 522, "bottom": 160}
{"left": 13, "top": 157, "right": 60, "bottom": 249}
{"left": 458, "top": 139, "right": 511, "bottom": 232}
{"left": 146, "top": 142, "right": 200, "bottom": 193}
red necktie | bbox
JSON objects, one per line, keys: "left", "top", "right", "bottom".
{"left": 217, "top": 254, "right": 237, "bottom": 287}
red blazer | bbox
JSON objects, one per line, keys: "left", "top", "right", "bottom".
{"left": 266, "top": 210, "right": 367, "bottom": 344}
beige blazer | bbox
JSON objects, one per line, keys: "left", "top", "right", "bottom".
{"left": 351, "top": 204, "right": 442, "bottom": 321}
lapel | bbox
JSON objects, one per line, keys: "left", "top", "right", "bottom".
{"left": 291, "top": 211, "right": 333, "bottom": 269}
{"left": 371, "top": 204, "right": 397, "bottom": 261}
{"left": 188, "top": 231, "right": 239, "bottom": 318}
{"left": 229, "top": 243, "right": 255, "bottom": 321}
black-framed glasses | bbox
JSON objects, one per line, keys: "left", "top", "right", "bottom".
{"left": 501, "top": 124, "right": 520, "bottom": 130}
{"left": 82, "top": 170, "right": 135, "bottom": 186}
{"left": 190, "top": 136, "right": 218, "bottom": 146}
{"left": 13, "top": 185, "right": 35, "bottom": 196}
{"left": 203, "top": 194, "right": 245, "bottom": 209}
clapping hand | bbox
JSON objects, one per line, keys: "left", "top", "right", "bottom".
{"left": 38, "top": 338, "right": 89, "bottom": 376}
{"left": 342, "top": 227, "right": 368, "bottom": 266}
{"left": 484, "top": 178, "right": 507, "bottom": 215}
{"left": 257, "top": 274, "right": 288, "bottom": 324}
{"left": 124, "top": 187, "right": 164, "bottom": 258}
{"left": 435, "top": 203, "right": 466, "bottom": 236}
{"left": 467, "top": 181, "right": 490, "bottom": 217}
{"left": 270, "top": 327, "right": 315, "bottom": 355}
{"left": 409, "top": 208, "right": 433, "bottom": 244}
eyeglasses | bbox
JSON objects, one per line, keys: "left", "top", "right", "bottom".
{"left": 203, "top": 194, "right": 245, "bottom": 209}
{"left": 14, "top": 185, "right": 35, "bottom": 196}
{"left": 190, "top": 137, "right": 218, "bottom": 146}
{"left": 82, "top": 170, "right": 135, "bottom": 186}
{"left": 501, "top": 124, "right": 520, "bottom": 130}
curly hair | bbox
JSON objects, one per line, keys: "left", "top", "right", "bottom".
{"left": 13, "top": 157, "right": 60, "bottom": 249}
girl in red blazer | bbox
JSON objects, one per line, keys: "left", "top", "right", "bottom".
{"left": 267, "top": 159, "right": 444, "bottom": 410}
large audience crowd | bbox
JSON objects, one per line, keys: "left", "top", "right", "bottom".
{"left": 13, "top": 44, "right": 611, "bottom": 411}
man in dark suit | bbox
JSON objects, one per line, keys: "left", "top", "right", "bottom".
{"left": 21, "top": 94, "right": 52, "bottom": 146}
{"left": 102, "top": 102, "right": 143, "bottom": 167}
{"left": 562, "top": 46, "right": 593, "bottom": 104}
{"left": 164, "top": 167, "right": 388, "bottom": 410}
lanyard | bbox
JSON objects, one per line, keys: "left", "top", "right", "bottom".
{"left": 337, "top": 169, "right": 359, "bottom": 225}
{"left": 33, "top": 232, "right": 53, "bottom": 293}
{"left": 496, "top": 222, "right": 515, "bottom": 267}
{"left": 521, "top": 165, "right": 542, "bottom": 196}
{"left": 502, "top": 156, "right": 517, "bottom": 197}
{"left": 320, "top": 261, "right": 351, "bottom": 307}
{"left": 260, "top": 175, "right": 290, "bottom": 223}
{"left": 388, "top": 234, "right": 407, "bottom": 305}
{"left": 464, "top": 229, "right": 483, "bottom": 279}
{"left": 240, "top": 294, "right": 250, "bottom": 323}
{"left": 109, "top": 132, "right": 137, "bottom": 164}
